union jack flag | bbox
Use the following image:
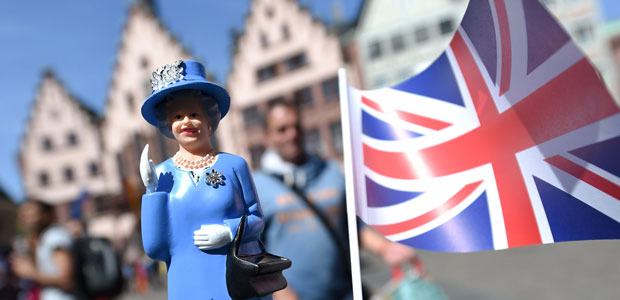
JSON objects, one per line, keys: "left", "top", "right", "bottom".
{"left": 342, "top": 0, "right": 620, "bottom": 252}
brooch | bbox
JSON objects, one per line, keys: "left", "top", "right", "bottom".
{"left": 205, "top": 169, "right": 225, "bottom": 188}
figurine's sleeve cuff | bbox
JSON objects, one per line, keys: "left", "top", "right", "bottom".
{"left": 141, "top": 192, "right": 171, "bottom": 261}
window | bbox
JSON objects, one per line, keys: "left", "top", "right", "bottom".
{"left": 42, "top": 137, "right": 53, "bottom": 151}
{"left": 116, "top": 152, "right": 126, "bottom": 179}
{"left": 322, "top": 77, "right": 339, "bottom": 102}
{"left": 397, "top": 69, "right": 412, "bottom": 82}
{"left": 282, "top": 24, "right": 290, "bottom": 41}
{"left": 285, "top": 52, "right": 307, "bottom": 72}
{"left": 329, "top": 121, "right": 343, "bottom": 154}
{"left": 134, "top": 133, "right": 145, "bottom": 158}
{"left": 126, "top": 92, "right": 135, "bottom": 112}
{"left": 39, "top": 171, "right": 49, "bottom": 187}
{"left": 67, "top": 132, "right": 78, "bottom": 146}
{"left": 391, "top": 34, "right": 405, "bottom": 52}
{"left": 257, "top": 64, "right": 277, "bottom": 82}
{"left": 373, "top": 76, "right": 387, "bottom": 88}
{"left": 368, "top": 41, "right": 382, "bottom": 59}
{"left": 243, "top": 105, "right": 263, "bottom": 128}
{"left": 303, "top": 128, "right": 323, "bottom": 156}
{"left": 439, "top": 19, "right": 454, "bottom": 35}
{"left": 249, "top": 145, "right": 265, "bottom": 169}
{"left": 414, "top": 26, "right": 429, "bottom": 43}
{"left": 260, "top": 33, "right": 269, "bottom": 49}
{"left": 64, "top": 166, "right": 74, "bottom": 182}
{"left": 574, "top": 22, "right": 594, "bottom": 43}
{"left": 265, "top": 6, "right": 274, "bottom": 18}
{"left": 140, "top": 57, "right": 149, "bottom": 69}
{"left": 88, "top": 162, "right": 99, "bottom": 177}
{"left": 268, "top": 96, "right": 285, "bottom": 106}
{"left": 294, "top": 87, "right": 313, "bottom": 107}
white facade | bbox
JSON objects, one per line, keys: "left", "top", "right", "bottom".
{"left": 222, "top": 0, "right": 359, "bottom": 165}
{"left": 543, "top": 0, "right": 619, "bottom": 102}
{"left": 354, "top": 0, "right": 468, "bottom": 89}
{"left": 100, "top": 3, "right": 191, "bottom": 194}
{"left": 20, "top": 72, "right": 107, "bottom": 204}
{"left": 19, "top": 2, "right": 195, "bottom": 205}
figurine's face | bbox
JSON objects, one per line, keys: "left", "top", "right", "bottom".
{"left": 166, "top": 95, "right": 212, "bottom": 152}
{"left": 265, "top": 105, "right": 304, "bottom": 164}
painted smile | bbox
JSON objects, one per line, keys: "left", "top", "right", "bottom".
{"left": 181, "top": 127, "right": 198, "bottom": 135}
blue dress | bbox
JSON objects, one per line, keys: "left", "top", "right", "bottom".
{"left": 141, "top": 153, "right": 265, "bottom": 300}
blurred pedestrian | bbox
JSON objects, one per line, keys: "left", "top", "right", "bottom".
{"left": 0, "top": 243, "right": 18, "bottom": 300}
{"left": 10, "top": 200, "right": 74, "bottom": 300}
{"left": 253, "top": 100, "right": 418, "bottom": 300}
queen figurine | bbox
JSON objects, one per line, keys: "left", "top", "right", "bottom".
{"left": 139, "top": 60, "right": 265, "bottom": 299}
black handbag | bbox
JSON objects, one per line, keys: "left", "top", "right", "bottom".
{"left": 226, "top": 215, "right": 292, "bottom": 300}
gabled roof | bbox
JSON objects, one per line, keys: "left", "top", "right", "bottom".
{"left": 102, "top": 0, "right": 195, "bottom": 110}
{"left": 19, "top": 68, "right": 102, "bottom": 157}
{"left": 40, "top": 68, "right": 101, "bottom": 124}
{"left": 228, "top": 0, "right": 361, "bottom": 83}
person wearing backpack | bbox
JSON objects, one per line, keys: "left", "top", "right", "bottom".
{"left": 10, "top": 200, "right": 75, "bottom": 300}
{"left": 71, "top": 221, "right": 124, "bottom": 300}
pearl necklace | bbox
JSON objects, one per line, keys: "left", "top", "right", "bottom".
{"left": 173, "top": 151, "right": 217, "bottom": 170}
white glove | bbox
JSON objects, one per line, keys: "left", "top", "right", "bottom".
{"left": 193, "top": 224, "right": 233, "bottom": 250}
{"left": 140, "top": 144, "right": 158, "bottom": 193}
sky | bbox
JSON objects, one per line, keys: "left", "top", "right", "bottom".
{"left": 0, "top": 0, "right": 363, "bottom": 202}
{"left": 1, "top": 0, "right": 619, "bottom": 203}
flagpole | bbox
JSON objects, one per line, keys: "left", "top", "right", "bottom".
{"left": 338, "top": 67, "right": 363, "bottom": 300}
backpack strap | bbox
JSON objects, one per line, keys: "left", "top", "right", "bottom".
{"left": 267, "top": 173, "right": 352, "bottom": 275}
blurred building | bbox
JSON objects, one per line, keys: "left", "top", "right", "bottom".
{"left": 220, "top": 0, "right": 362, "bottom": 167}
{"left": 99, "top": 0, "right": 193, "bottom": 213}
{"left": 352, "top": 0, "right": 468, "bottom": 89}
{"left": 16, "top": 0, "right": 203, "bottom": 266}
{"left": 0, "top": 187, "right": 16, "bottom": 246}
{"left": 16, "top": 0, "right": 620, "bottom": 231}
{"left": 19, "top": 70, "right": 107, "bottom": 209}
{"left": 543, "top": 0, "right": 619, "bottom": 102}
{"left": 607, "top": 19, "right": 620, "bottom": 101}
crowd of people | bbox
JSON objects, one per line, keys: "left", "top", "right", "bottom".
{"left": 0, "top": 199, "right": 164, "bottom": 300}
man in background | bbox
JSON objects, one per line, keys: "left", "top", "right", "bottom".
{"left": 11, "top": 200, "right": 74, "bottom": 300}
{"left": 253, "top": 100, "right": 417, "bottom": 300}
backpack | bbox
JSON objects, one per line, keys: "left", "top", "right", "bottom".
{"left": 72, "top": 236, "right": 124, "bottom": 299}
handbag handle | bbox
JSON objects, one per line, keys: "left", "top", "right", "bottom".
{"left": 231, "top": 214, "right": 247, "bottom": 257}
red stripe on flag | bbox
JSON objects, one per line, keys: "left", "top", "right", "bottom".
{"left": 371, "top": 181, "right": 483, "bottom": 236}
{"left": 395, "top": 110, "right": 452, "bottom": 131}
{"left": 494, "top": 0, "right": 512, "bottom": 95}
{"left": 363, "top": 144, "right": 423, "bottom": 179}
{"left": 450, "top": 31, "right": 541, "bottom": 247}
{"left": 362, "top": 96, "right": 383, "bottom": 112}
{"left": 362, "top": 96, "right": 452, "bottom": 130}
{"left": 545, "top": 155, "right": 620, "bottom": 201}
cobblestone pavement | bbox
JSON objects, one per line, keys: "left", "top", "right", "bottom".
{"left": 118, "top": 240, "right": 620, "bottom": 300}
{"left": 119, "top": 288, "right": 167, "bottom": 300}
{"left": 416, "top": 240, "right": 620, "bottom": 300}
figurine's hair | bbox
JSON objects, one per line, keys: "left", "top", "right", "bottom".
{"left": 154, "top": 89, "right": 222, "bottom": 139}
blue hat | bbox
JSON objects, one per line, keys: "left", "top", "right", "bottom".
{"left": 141, "top": 60, "right": 230, "bottom": 128}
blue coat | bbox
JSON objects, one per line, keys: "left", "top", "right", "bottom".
{"left": 141, "top": 153, "right": 264, "bottom": 299}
